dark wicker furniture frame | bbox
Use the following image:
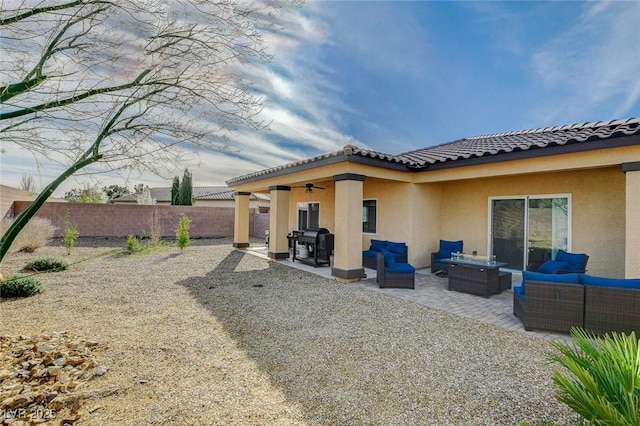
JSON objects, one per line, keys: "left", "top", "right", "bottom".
{"left": 444, "top": 260, "right": 510, "bottom": 298}
{"left": 584, "top": 285, "right": 640, "bottom": 335}
{"left": 363, "top": 255, "right": 376, "bottom": 269}
{"left": 430, "top": 252, "right": 448, "bottom": 274}
{"left": 513, "top": 280, "right": 585, "bottom": 333}
{"left": 376, "top": 253, "right": 415, "bottom": 289}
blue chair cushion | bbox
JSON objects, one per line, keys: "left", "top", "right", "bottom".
{"left": 381, "top": 249, "right": 396, "bottom": 268}
{"left": 522, "top": 270, "right": 580, "bottom": 290}
{"left": 386, "top": 242, "right": 406, "bottom": 255}
{"left": 386, "top": 263, "right": 415, "bottom": 274}
{"left": 555, "top": 249, "right": 587, "bottom": 272}
{"left": 580, "top": 274, "right": 640, "bottom": 289}
{"left": 438, "top": 240, "right": 463, "bottom": 259}
{"left": 537, "top": 260, "right": 569, "bottom": 274}
{"left": 362, "top": 250, "right": 377, "bottom": 259}
{"left": 369, "top": 239, "right": 387, "bottom": 252}
{"left": 513, "top": 285, "right": 526, "bottom": 301}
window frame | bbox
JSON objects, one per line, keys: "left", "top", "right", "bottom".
{"left": 488, "top": 193, "right": 572, "bottom": 272}
{"left": 362, "top": 198, "right": 377, "bottom": 234}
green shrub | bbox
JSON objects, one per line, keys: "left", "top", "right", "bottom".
{"left": 0, "top": 275, "right": 44, "bottom": 298}
{"left": 0, "top": 217, "right": 57, "bottom": 253}
{"left": 175, "top": 213, "right": 191, "bottom": 252}
{"left": 550, "top": 328, "right": 640, "bottom": 426}
{"left": 23, "top": 257, "right": 69, "bottom": 272}
{"left": 126, "top": 234, "right": 141, "bottom": 254}
{"left": 62, "top": 209, "right": 79, "bottom": 255}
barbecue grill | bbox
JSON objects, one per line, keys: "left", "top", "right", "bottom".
{"left": 291, "top": 227, "right": 334, "bottom": 267}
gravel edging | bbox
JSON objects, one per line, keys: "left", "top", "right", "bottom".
{"left": 1, "top": 239, "right": 578, "bottom": 425}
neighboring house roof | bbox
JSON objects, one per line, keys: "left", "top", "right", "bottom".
{"left": 226, "top": 118, "right": 640, "bottom": 185}
{"left": 114, "top": 186, "right": 269, "bottom": 202}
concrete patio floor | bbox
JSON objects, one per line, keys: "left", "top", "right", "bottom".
{"left": 244, "top": 246, "right": 569, "bottom": 342}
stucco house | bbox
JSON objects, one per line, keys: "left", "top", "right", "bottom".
{"left": 226, "top": 118, "right": 640, "bottom": 282}
{"left": 114, "top": 186, "right": 270, "bottom": 211}
{"left": 1, "top": 185, "right": 66, "bottom": 220}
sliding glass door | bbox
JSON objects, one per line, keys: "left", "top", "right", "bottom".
{"left": 490, "top": 195, "right": 570, "bottom": 271}
{"left": 491, "top": 199, "right": 526, "bottom": 270}
{"left": 526, "top": 197, "right": 569, "bottom": 270}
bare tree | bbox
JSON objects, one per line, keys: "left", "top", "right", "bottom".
{"left": 19, "top": 173, "right": 37, "bottom": 192}
{"left": 0, "top": 0, "right": 301, "bottom": 263}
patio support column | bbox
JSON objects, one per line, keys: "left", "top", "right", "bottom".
{"left": 331, "top": 173, "right": 366, "bottom": 282}
{"left": 233, "top": 191, "right": 250, "bottom": 248}
{"left": 268, "top": 185, "right": 291, "bottom": 259}
{"left": 623, "top": 162, "right": 640, "bottom": 277}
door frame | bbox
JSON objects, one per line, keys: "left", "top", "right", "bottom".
{"left": 487, "top": 193, "right": 572, "bottom": 272}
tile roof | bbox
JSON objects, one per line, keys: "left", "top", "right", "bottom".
{"left": 115, "top": 186, "right": 269, "bottom": 202}
{"left": 226, "top": 118, "right": 639, "bottom": 185}
{"left": 398, "top": 117, "right": 640, "bottom": 167}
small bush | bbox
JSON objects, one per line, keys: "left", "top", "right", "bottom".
{"left": 0, "top": 275, "right": 44, "bottom": 298}
{"left": 550, "top": 328, "right": 640, "bottom": 426}
{"left": 23, "top": 257, "right": 69, "bottom": 272}
{"left": 0, "top": 217, "right": 57, "bottom": 253}
{"left": 126, "top": 234, "right": 141, "bottom": 254}
{"left": 62, "top": 209, "right": 79, "bottom": 255}
{"left": 149, "top": 208, "right": 162, "bottom": 246}
{"left": 175, "top": 213, "right": 191, "bottom": 252}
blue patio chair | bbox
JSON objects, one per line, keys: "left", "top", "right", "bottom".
{"left": 431, "top": 240, "right": 463, "bottom": 274}
{"left": 376, "top": 251, "right": 415, "bottom": 289}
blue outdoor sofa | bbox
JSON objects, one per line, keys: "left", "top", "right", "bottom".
{"left": 513, "top": 270, "right": 640, "bottom": 335}
{"left": 362, "top": 239, "right": 408, "bottom": 269}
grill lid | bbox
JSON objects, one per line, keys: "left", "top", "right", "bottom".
{"left": 301, "top": 227, "right": 330, "bottom": 238}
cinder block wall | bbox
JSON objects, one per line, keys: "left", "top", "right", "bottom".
{"left": 12, "top": 201, "right": 266, "bottom": 238}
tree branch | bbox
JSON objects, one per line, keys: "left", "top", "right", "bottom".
{"left": 0, "top": 69, "right": 153, "bottom": 121}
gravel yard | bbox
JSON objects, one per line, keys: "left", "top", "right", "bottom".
{"left": 1, "top": 238, "right": 578, "bottom": 425}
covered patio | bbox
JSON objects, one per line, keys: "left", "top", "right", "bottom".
{"left": 229, "top": 119, "right": 640, "bottom": 283}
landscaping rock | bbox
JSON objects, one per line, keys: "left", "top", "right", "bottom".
{"left": 0, "top": 332, "right": 106, "bottom": 425}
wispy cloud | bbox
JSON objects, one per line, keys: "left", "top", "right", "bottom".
{"left": 530, "top": 2, "right": 640, "bottom": 121}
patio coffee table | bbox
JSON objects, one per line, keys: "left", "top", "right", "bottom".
{"left": 442, "top": 257, "right": 511, "bottom": 298}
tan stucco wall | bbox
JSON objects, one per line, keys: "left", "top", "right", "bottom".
{"left": 626, "top": 169, "right": 640, "bottom": 277}
{"left": 438, "top": 166, "right": 625, "bottom": 277}
{"left": 287, "top": 181, "right": 336, "bottom": 233}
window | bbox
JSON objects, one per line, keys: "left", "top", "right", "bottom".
{"left": 363, "top": 199, "right": 377, "bottom": 234}
{"left": 297, "top": 202, "right": 319, "bottom": 230}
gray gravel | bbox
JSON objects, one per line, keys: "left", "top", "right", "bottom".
{"left": 0, "top": 238, "right": 578, "bottom": 425}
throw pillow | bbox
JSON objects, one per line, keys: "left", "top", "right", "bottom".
{"left": 537, "top": 260, "right": 569, "bottom": 274}
{"left": 381, "top": 249, "right": 396, "bottom": 268}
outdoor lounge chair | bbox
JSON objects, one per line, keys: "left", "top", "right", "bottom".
{"left": 430, "top": 239, "right": 463, "bottom": 274}
{"left": 376, "top": 252, "right": 415, "bottom": 289}
{"left": 530, "top": 249, "right": 589, "bottom": 274}
{"left": 363, "top": 240, "right": 408, "bottom": 269}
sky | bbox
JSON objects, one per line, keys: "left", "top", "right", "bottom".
{"left": 2, "top": 0, "right": 640, "bottom": 197}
